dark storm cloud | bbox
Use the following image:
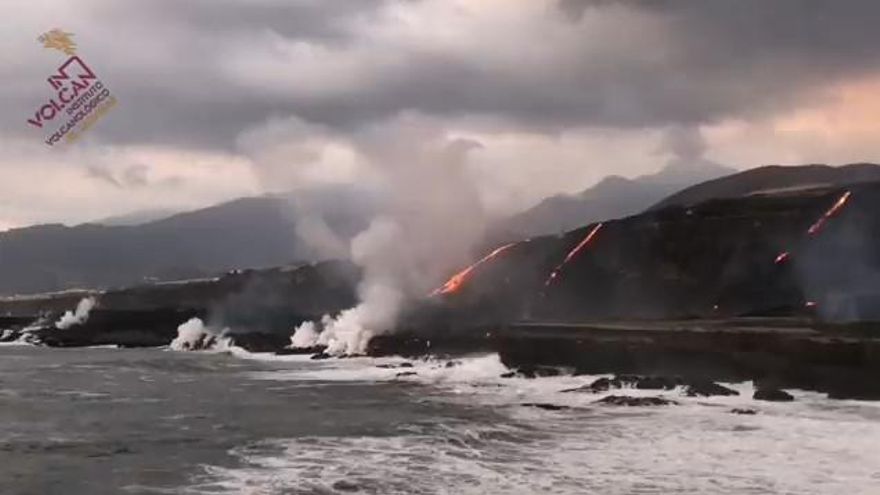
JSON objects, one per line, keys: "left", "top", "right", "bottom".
{"left": 6, "top": 0, "right": 880, "bottom": 150}
{"left": 560, "top": 0, "right": 880, "bottom": 73}
{"left": 373, "top": 0, "right": 880, "bottom": 129}
{"left": 280, "top": 0, "right": 880, "bottom": 130}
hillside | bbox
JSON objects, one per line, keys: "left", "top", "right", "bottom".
{"left": 0, "top": 187, "right": 380, "bottom": 295}
{"left": 652, "top": 163, "right": 880, "bottom": 210}
{"left": 502, "top": 161, "right": 735, "bottom": 237}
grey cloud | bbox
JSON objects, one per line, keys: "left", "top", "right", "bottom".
{"left": 119, "top": 0, "right": 387, "bottom": 42}
{"left": 85, "top": 165, "right": 122, "bottom": 188}
{"left": 5, "top": 0, "right": 880, "bottom": 151}
{"left": 85, "top": 163, "right": 181, "bottom": 189}
{"left": 661, "top": 126, "right": 706, "bottom": 163}
{"left": 121, "top": 164, "right": 149, "bottom": 187}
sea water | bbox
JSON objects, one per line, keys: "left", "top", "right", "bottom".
{"left": 0, "top": 345, "right": 878, "bottom": 494}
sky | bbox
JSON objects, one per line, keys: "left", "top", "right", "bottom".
{"left": 3, "top": 0, "right": 880, "bottom": 230}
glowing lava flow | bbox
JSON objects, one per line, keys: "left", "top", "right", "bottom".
{"left": 430, "top": 242, "right": 517, "bottom": 296}
{"left": 774, "top": 251, "right": 790, "bottom": 265}
{"left": 773, "top": 190, "right": 852, "bottom": 264}
{"left": 544, "top": 222, "right": 604, "bottom": 287}
{"left": 807, "top": 191, "right": 851, "bottom": 236}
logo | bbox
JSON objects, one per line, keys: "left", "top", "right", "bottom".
{"left": 39, "top": 29, "right": 77, "bottom": 56}
{"left": 27, "top": 29, "right": 118, "bottom": 146}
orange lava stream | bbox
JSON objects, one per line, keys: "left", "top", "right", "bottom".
{"left": 772, "top": 191, "right": 852, "bottom": 266}
{"left": 430, "top": 242, "right": 517, "bottom": 296}
{"left": 544, "top": 222, "right": 604, "bottom": 287}
{"left": 807, "top": 191, "right": 851, "bottom": 236}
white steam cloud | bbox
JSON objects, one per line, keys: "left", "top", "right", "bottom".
{"left": 170, "top": 317, "right": 231, "bottom": 351}
{"left": 55, "top": 297, "right": 97, "bottom": 329}
{"left": 245, "top": 114, "right": 489, "bottom": 355}
{"left": 292, "top": 218, "right": 406, "bottom": 354}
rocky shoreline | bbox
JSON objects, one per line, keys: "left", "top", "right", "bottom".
{"left": 2, "top": 303, "right": 879, "bottom": 400}
{"left": 3, "top": 181, "right": 880, "bottom": 401}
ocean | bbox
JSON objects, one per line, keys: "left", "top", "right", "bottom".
{"left": 1, "top": 344, "right": 878, "bottom": 494}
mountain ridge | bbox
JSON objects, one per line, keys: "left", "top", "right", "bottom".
{"left": 501, "top": 160, "right": 736, "bottom": 237}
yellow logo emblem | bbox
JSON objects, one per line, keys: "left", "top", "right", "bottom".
{"left": 38, "top": 29, "right": 77, "bottom": 56}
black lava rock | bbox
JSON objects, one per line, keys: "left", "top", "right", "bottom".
{"left": 502, "top": 366, "right": 562, "bottom": 379}
{"left": 634, "top": 375, "right": 682, "bottom": 390}
{"left": 276, "top": 346, "right": 325, "bottom": 356}
{"left": 753, "top": 388, "right": 795, "bottom": 402}
{"left": 730, "top": 408, "right": 758, "bottom": 415}
{"left": 332, "top": 480, "right": 361, "bottom": 492}
{"left": 684, "top": 380, "right": 740, "bottom": 397}
{"left": 521, "top": 403, "right": 570, "bottom": 411}
{"left": 563, "top": 375, "right": 683, "bottom": 393}
{"left": 596, "top": 395, "right": 678, "bottom": 406}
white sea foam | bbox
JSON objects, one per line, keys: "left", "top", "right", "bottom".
{"left": 0, "top": 340, "right": 33, "bottom": 347}
{"left": 192, "top": 353, "right": 880, "bottom": 494}
{"left": 0, "top": 327, "right": 40, "bottom": 346}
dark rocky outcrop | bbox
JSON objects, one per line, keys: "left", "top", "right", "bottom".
{"left": 561, "top": 377, "right": 615, "bottom": 393}
{"left": 596, "top": 395, "right": 678, "bottom": 406}
{"left": 562, "top": 375, "right": 681, "bottom": 393}
{"left": 331, "top": 480, "right": 361, "bottom": 492}
{"left": 560, "top": 375, "right": 737, "bottom": 397}
{"left": 275, "top": 346, "right": 325, "bottom": 356}
{"left": 29, "top": 309, "right": 202, "bottom": 348}
{"left": 0, "top": 260, "right": 359, "bottom": 350}
{"left": 753, "top": 389, "right": 795, "bottom": 402}
{"left": 684, "top": 380, "right": 740, "bottom": 397}
{"left": 503, "top": 366, "right": 562, "bottom": 379}
{"left": 521, "top": 403, "right": 570, "bottom": 411}
{"left": 376, "top": 362, "right": 412, "bottom": 369}
{"left": 730, "top": 408, "right": 758, "bottom": 415}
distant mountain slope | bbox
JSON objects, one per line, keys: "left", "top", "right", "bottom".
{"left": 0, "top": 187, "right": 381, "bottom": 296}
{"left": 95, "top": 208, "right": 180, "bottom": 226}
{"left": 652, "top": 163, "right": 880, "bottom": 211}
{"left": 503, "top": 161, "right": 736, "bottom": 237}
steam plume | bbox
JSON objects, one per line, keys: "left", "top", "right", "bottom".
{"left": 273, "top": 115, "right": 489, "bottom": 355}
{"left": 170, "top": 317, "right": 231, "bottom": 351}
{"left": 55, "top": 297, "right": 96, "bottom": 329}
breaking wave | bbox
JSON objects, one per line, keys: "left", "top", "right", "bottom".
{"left": 185, "top": 353, "right": 880, "bottom": 495}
